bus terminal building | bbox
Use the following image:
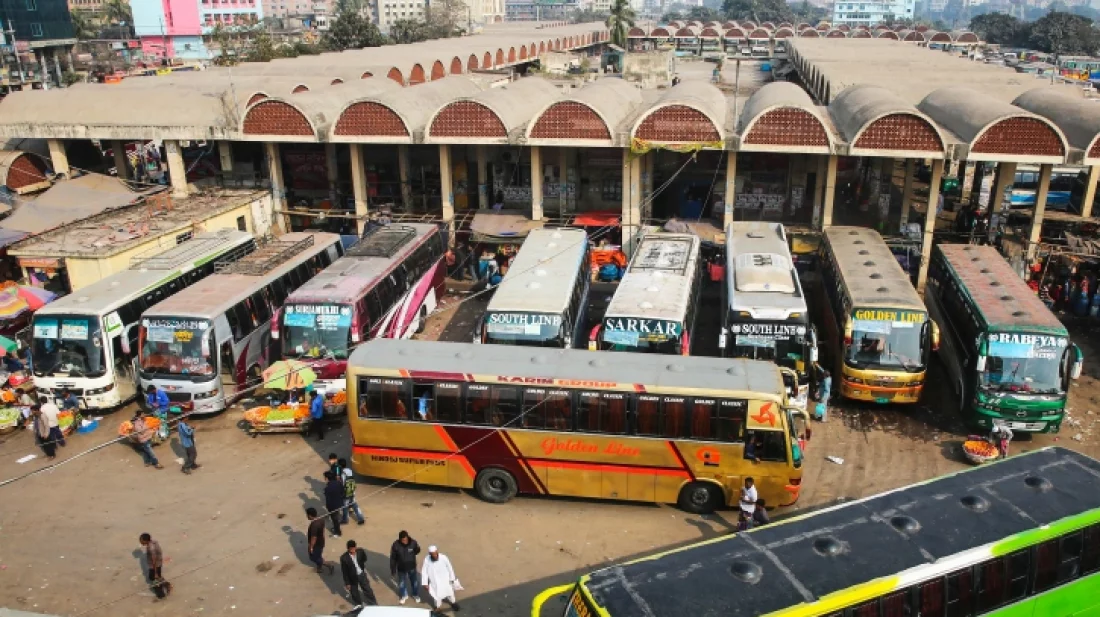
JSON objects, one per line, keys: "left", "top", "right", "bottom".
{"left": 2, "top": 25, "right": 1099, "bottom": 293}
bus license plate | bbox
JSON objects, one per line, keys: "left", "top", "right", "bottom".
{"left": 874, "top": 397, "right": 890, "bottom": 404}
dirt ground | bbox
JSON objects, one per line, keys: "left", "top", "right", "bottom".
{"left": 2, "top": 296, "right": 1100, "bottom": 617}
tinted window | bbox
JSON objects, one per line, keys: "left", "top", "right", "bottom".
{"left": 1034, "top": 540, "right": 1059, "bottom": 593}
{"left": 577, "top": 392, "right": 627, "bottom": 434}
{"left": 945, "top": 569, "right": 973, "bottom": 617}
{"left": 976, "top": 558, "right": 1006, "bottom": 612}
{"left": 1006, "top": 550, "right": 1030, "bottom": 601}
{"left": 635, "top": 396, "right": 659, "bottom": 436}
{"left": 661, "top": 397, "right": 687, "bottom": 437}
{"left": 1058, "top": 532, "right": 1084, "bottom": 584}
{"left": 490, "top": 386, "right": 521, "bottom": 427}
{"left": 716, "top": 399, "right": 747, "bottom": 442}
{"left": 880, "top": 591, "right": 910, "bottom": 617}
{"left": 522, "top": 388, "right": 570, "bottom": 430}
{"left": 920, "top": 578, "right": 945, "bottom": 617}
{"left": 380, "top": 379, "right": 408, "bottom": 419}
{"left": 465, "top": 384, "right": 490, "bottom": 425}
{"left": 434, "top": 382, "right": 461, "bottom": 423}
{"left": 690, "top": 399, "right": 715, "bottom": 439}
{"left": 1083, "top": 524, "right": 1100, "bottom": 574}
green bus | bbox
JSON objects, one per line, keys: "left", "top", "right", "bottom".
{"left": 925, "top": 244, "right": 1083, "bottom": 433}
{"left": 532, "top": 447, "right": 1100, "bottom": 617}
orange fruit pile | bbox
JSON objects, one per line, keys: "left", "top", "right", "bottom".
{"left": 963, "top": 440, "right": 997, "bottom": 458}
{"left": 329, "top": 391, "right": 347, "bottom": 405}
{"left": 118, "top": 416, "right": 161, "bottom": 437}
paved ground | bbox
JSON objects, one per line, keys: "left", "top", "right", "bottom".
{"left": 2, "top": 285, "right": 1100, "bottom": 617}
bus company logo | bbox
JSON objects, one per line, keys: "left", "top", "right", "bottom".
{"left": 540, "top": 437, "right": 640, "bottom": 457}
{"left": 287, "top": 305, "right": 349, "bottom": 316}
{"left": 497, "top": 376, "right": 618, "bottom": 389}
{"left": 370, "top": 454, "right": 446, "bottom": 467}
{"left": 695, "top": 447, "right": 721, "bottom": 466}
{"left": 488, "top": 313, "right": 562, "bottom": 326}
{"left": 729, "top": 323, "right": 806, "bottom": 337}
{"left": 604, "top": 318, "right": 681, "bottom": 336}
{"left": 988, "top": 333, "right": 1067, "bottom": 348}
{"left": 750, "top": 402, "right": 778, "bottom": 427}
{"left": 853, "top": 309, "right": 923, "bottom": 323}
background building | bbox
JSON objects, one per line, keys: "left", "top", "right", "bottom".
{"left": 131, "top": 0, "right": 263, "bottom": 60}
{"left": 0, "top": 0, "right": 76, "bottom": 87}
{"left": 832, "top": 0, "right": 915, "bottom": 25}
{"left": 505, "top": 0, "right": 577, "bottom": 21}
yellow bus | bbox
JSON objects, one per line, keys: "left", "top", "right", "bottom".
{"left": 818, "top": 227, "right": 939, "bottom": 404}
{"left": 346, "top": 339, "right": 810, "bottom": 513}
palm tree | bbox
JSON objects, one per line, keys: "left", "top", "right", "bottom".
{"left": 606, "top": 0, "right": 635, "bottom": 48}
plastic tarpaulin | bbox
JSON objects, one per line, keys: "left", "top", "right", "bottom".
{"left": 572, "top": 211, "right": 620, "bottom": 227}
{"left": 0, "top": 173, "right": 153, "bottom": 235}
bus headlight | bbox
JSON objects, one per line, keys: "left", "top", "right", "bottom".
{"left": 85, "top": 384, "right": 115, "bottom": 395}
{"left": 846, "top": 377, "right": 865, "bottom": 385}
{"left": 193, "top": 388, "right": 220, "bottom": 400}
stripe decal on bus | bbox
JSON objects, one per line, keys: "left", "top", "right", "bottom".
{"left": 352, "top": 444, "right": 476, "bottom": 479}
{"left": 500, "top": 431, "right": 550, "bottom": 494}
{"left": 526, "top": 458, "right": 692, "bottom": 478}
{"left": 666, "top": 441, "right": 696, "bottom": 481}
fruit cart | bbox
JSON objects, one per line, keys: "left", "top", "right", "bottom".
{"left": 962, "top": 438, "right": 1000, "bottom": 465}
{"left": 243, "top": 404, "right": 311, "bottom": 437}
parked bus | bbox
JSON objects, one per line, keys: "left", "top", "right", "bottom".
{"left": 589, "top": 231, "right": 702, "bottom": 355}
{"left": 274, "top": 224, "right": 446, "bottom": 393}
{"left": 132, "top": 232, "right": 343, "bottom": 414}
{"left": 818, "top": 227, "right": 938, "bottom": 404}
{"left": 533, "top": 447, "right": 1100, "bottom": 617}
{"left": 722, "top": 223, "right": 816, "bottom": 410}
{"left": 31, "top": 230, "right": 255, "bottom": 411}
{"left": 476, "top": 228, "right": 591, "bottom": 349}
{"left": 347, "top": 338, "right": 808, "bottom": 514}
{"left": 925, "top": 244, "right": 1082, "bottom": 433}
{"left": 1005, "top": 165, "right": 1078, "bottom": 210}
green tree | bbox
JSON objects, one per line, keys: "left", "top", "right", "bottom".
{"left": 248, "top": 28, "right": 277, "bottom": 62}
{"left": 323, "top": 0, "right": 387, "bottom": 50}
{"left": 294, "top": 41, "right": 321, "bottom": 55}
{"left": 389, "top": 18, "right": 432, "bottom": 43}
{"left": 606, "top": 0, "right": 636, "bottom": 47}
{"left": 791, "top": 1, "right": 827, "bottom": 24}
{"left": 70, "top": 9, "right": 97, "bottom": 39}
{"left": 687, "top": 6, "right": 721, "bottom": 21}
{"left": 210, "top": 23, "right": 240, "bottom": 65}
{"left": 424, "top": 0, "right": 469, "bottom": 36}
{"left": 1029, "top": 10, "right": 1099, "bottom": 55}
{"left": 969, "top": 12, "right": 1026, "bottom": 45}
{"left": 660, "top": 10, "right": 685, "bottom": 21}
{"left": 103, "top": 0, "right": 133, "bottom": 26}
{"left": 722, "top": 0, "right": 795, "bottom": 25}
{"left": 572, "top": 8, "right": 610, "bottom": 23}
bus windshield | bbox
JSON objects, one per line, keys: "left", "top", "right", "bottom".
{"left": 729, "top": 326, "right": 807, "bottom": 372}
{"left": 601, "top": 318, "right": 683, "bottom": 354}
{"left": 140, "top": 317, "right": 215, "bottom": 378}
{"left": 845, "top": 315, "right": 924, "bottom": 372}
{"left": 282, "top": 303, "right": 352, "bottom": 360}
{"left": 483, "top": 311, "right": 564, "bottom": 347}
{"left": 980, "top": 334, "right": 1067, "bottom": 395}
{"left": 32, "top": 315, "right": 106, "bottom": 378}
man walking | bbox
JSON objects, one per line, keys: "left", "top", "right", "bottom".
{"left": 178, "top": 414, "right": 199, "bottom": 474}
{"left": 340, "top": 460, "right": 365, "bottom": 526}
{"left": 340, "top": 540, "right": 378, "bottom": 608}
{"left": 323, "top": 471, "right": 344, "bottom": 538}
{"left": 306, "top": 507, "right": 333, "bottom": 574}
{"left": 139, "top": 533, "right": 171, "bottom": 601}
{"left": 309, "top": 390, "right": 325, "bottom": 441}
{"left": 740, "top": 477, "right": 758, "bottom": 521}
{"left": 420, "top": 545, "right": 460, "bottom": 611}
{"left": 31, "top": 406, "right": 56, "bottom": 460}
{"left": 39, "top": 395, "right": 65, "bottom": 447}
{"left": 130, "top": 412, "right": 163, "bottom": 469}
{"left": 389, "top": 530, "right": 422, "bottom": 604}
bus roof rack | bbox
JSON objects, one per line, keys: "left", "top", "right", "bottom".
{"left": 346, "top": 225, "right": 417, "bottom": 258}
{"left": 632, "top": 234, "right": 695, "bottom": 274}
{"left": 215, "top": 235, "right": 315, "bottom": 276}
{"left": 129, "top": 229, "right": 251, "bottom": 271}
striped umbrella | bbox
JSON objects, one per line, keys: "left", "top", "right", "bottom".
{"left": 14, "top": 285, "right": 56, "bottom": 310}
{"left": 0, "top": 288, "right": 30, "bottom": 320}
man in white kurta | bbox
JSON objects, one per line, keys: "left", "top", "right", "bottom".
{"left": 420, "top": 545, "right": 461, "bottom": 611}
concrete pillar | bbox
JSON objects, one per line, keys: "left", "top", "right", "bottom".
{"left": 397, "top": 144, "right": 411, "bottom": 211}
{"left": 53, "top": 49, "right": 63, "bottom": 85}
{"left": 916, "top": 159, "right": 945, "bottom": 294}
{"left": 530, "top": 146, "right": 544, "bottom": 221}
{"left": 218, "top": 141, "right": 233, "bottom": 173}
{"left": 111, "top": 140, "right": 129, "bottom": 180}
{"left": 36, "top": 51, "right": 48, "bottom": 90}
{"left": 164, "top": 139, "right": 189, "bottom": 198}
{"left": 878, "top": 158, "right": 894, "bottom": 223}
{"left": 350, "top": 144, "right": 369, "bottom": 235}
{"left": 559, "top": 147, "right": 569, "bottom": 214}
{"left": 812, "top": 155, "right": 826, "bottom": 227}
{"left": 265, "top": 142, "right": 288, "bottom": 234}
{"left": 821, "top": 155, "right": 838, "bottom": 228}
{"left": 476, "top": 145, "right": 489, "bottom": 209}
{"left": 643, "top": 151, "right": 655, "bottom": 216}
{"left": 989, "top": 161, "right": 1016, "bottom": 215}
{"left": 439, "top": 145, "right": 455, "bottom": 239}
{"left": 901, "top": 159, "right": 915, "bottom": 229}
{"left": 1027, "top": 163, "right": 1053, "bottom": 262}
{"left": 723, "top": 151, "right": 737, "bottom": 229}
{"left": 47, "top": 139, "right": 69, "bottom": 177}
{"left": 622, "top": 150, "right": 642, "bottom": 254}
{"left": 1080, "top": 164, "right": 1099, "bottom": 218}
{"left": 325, "top": 142, "right": 338, "bottom": 205}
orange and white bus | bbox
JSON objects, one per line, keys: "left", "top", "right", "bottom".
{"left": 346, "top": 339, "right": 809, "bottom": 513}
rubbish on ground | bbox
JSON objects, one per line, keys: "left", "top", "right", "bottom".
{"left": 15, "top": 455, "right": 35, "bottom": 464}
{"left": 826, "top": 456, "right": 844, "bottom": 465}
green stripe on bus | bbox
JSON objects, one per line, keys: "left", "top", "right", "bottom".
{"left": 992, "top": 508, "right": 1100, "bottom": 556}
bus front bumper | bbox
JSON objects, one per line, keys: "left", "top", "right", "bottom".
{"left": 840, "top": 379, "right": 922, "bottom": 404}
{"left": 36, "top": 380, "right": 128, "bottom": 411}
{"left": 972, "top": 406, "right": 1062, "bottom": 434}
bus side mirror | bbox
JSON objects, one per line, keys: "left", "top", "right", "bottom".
{"left": 810, "top": 326, "right": 819, "bottom": 363}
{"left": 270, "top": 308, "right": 282, "bottom": 340}
{"left": 1071, "top": 344, "right": 1084, "bottom": 380}
{"left": 931, "top": 321, "right": 941, "bottom": 352}
{"left": 120, "top": 323, "right": 136, "bottom": 355}
{"left": 718, "top": 329, "right": 727, "bottom": 350}
{"left": 976, "top": 355, "right": 987, "bottom": 372}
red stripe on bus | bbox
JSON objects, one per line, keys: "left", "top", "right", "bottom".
{"left": 443, "top": 425, "right": 543, "bottom": 494}
{"left": 433, "top": 424, "right": 460, "bottom": 452}
{"left": 352, "top": 444, "right": 475, "bottom": 478}
{"left": 665, "top": 441, "right": 696, "bottom": 481}
{"left": 526, "top": 458, "right": 691, "bottom": 478}
{"left": 501, "top": 432, "right": 549, "bottom": 494}
{"left": 407, "top": 370, "right": 469, "bottom": 382}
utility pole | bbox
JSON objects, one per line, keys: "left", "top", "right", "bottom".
{"left": 160, "top": 17, "right": 167, "bottom": 63}
{"left": 6, "top": 21, "right": 26, "bottom": 84}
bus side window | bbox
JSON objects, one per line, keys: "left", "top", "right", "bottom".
{"left": 360, "top": 378, "right": 382, "bottom": 418}
{"left": 522, "top": 388, "right": 546, "bottom": 429}
{"left": 757, "top": 431, "right": 787, "bottom": 462}
{"left": 381, "top": 379, "right": 409, "bottom": 420}
{"left": 634, "top": 396, "right": 660, "bottom": 435}
{"left": 716, "top": 399, "right": 746, "bottom": 442}
{"left": 602, "top": 393, "right": 627, "bottom": 434}
{"left": 661, "top": 397, "right": 687, "bottom": 438}
{"left": 434, "top": 382, "right": 462, "bottom": 423}
{"left": 1057, "top": 532, "right": 1084, "bottom": 584}
{"left": 464, "top": 384, "right": 491, "bottom": 425}
{"left": 225, "top": 304, "right": 243, "bottom": 341}
{"left": 1084, "top": 525, "right": 1100, "bottom": 575}
{"left": 220, "top": 341, "right": 234, "bottom": 379}
{"left": 689, "top": 399, "right": 715, "bottom": 440}
{"left": 1006, "top": 550, "right": 1030, "bottom": 601}
{"left": 544, "top": 390, "right": 572, "bottom": 430}
{"left": 249, "top": 292, "right": 271, "bottom": 324}
{"left": 945, "top": 568, "right": 974, "bottom": 617}
{"left": 975, "top": 557, "right": 1008, "bottom": 612}
{"left": 367, "top": 289, "right": 383, "bottom": 325}
{"left": 270, "top": 278, "right": 288, "bottom": 306}
{"left": 490, "top": 385, "right": 521, "bottom": 427}
{"left": 919, "top": 577, "right": 946, "bottom": 617}
{"left": 412, "top": 381, "right": 434, "bottom": 421}
{"left": 576, "top": 392, "right": 600, "bottom": 432}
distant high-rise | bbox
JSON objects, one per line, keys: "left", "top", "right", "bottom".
{"left": 832, "top": 0, "right": 916, "bottom": 25}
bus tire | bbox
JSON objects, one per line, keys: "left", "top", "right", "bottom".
{"left": 475, "top": 468, "right": 518, "bottom": 504}
{"left": 415, "top": 306, "right": 428, "bottom": 335}
{"left": 678, "top": 482, "right": 722, "bottom": 514}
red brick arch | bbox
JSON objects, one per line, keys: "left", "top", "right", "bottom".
{"left": 468, "top": 54, "right": 479, "bottom": 71}
{"left": 496, "top": 48, "right": 504, "bottom": 64}
{"left": 854, "top": 113, "right": 943, "bottom": 152}
{"left": 484, "top": 51, "right": 493, "bottom": 67}
{"left": 743, "top": 108, "right": 829, "bottom": 148}
{"left": 749, "top": 28, "right": 769, "bottom": 38}
{"left": 361, "top": 71, "right": 373, "bottom": 79}
{"left": 635, "top": 105, "right": 720, "bottom": 142}
{"left": 430, "top": 101, "right": 506, "bottom": 138}
{"left": 3, "top": 152, "right": 48, "bottom": 191}
{"left": 554, "top": 38, "right": 560, "bottom": 50}
{"left": 450, "top": 57, "right": 463, "bottom": 74}
{"left": 242, "top": 100, "right": 313, "bottom": 136}
{"left": 539, "top": 42, "right": 546, "bottom": 54}
{"left": 529, "top": 43, "right": 536, "bottom": 56}
{"left": 878, "top": 31, "right": 899, "bottom": 40}
{"left": 775, "top": 28, "right": 794, "bottom": 38}
{"left": 826, "top": 29, "right": 846, "bottom": 38}
{"left": 334, "top": 101, "right": 410, "bottom": 137}
{"left": 628, "top": 27, "right": 646, "bottom": 36}
{"left": 409, "top": 63, "right": 426, "bottom": 84}
{"left": 972, "top": 117, "right": 1064, "bottom": 157}
{"left": 508, "top": 47, "right": 516, "bottom": 62}
{"left": 246, "top": 93, "right": 268, "bottom": 107}
{"left": 530, "top": 101, "right": 611, "bottom": 140}
{"left": 519, "top": 46, "right": 527, "bottom": 60}
{"left": 701, "top": 27, "right": 720, "bottom": 37}
{"left": 291, "top": 84, "right": 309, "bottom": 93}
{"left": 1088, "top": 137, "right": 1100, "bottom": 159}
{"left": 387, "top": 67, "right": 404, "bottom": 84}
{"left": 431, "top": 60, "right": 445, "bottom": 80}
{"left": 800, "top": 29, "right": 820, "bottom": 37}
{"left": 331, "top": 78, "right": 344, "bottom": 85}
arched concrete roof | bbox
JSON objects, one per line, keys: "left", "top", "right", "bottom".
{"left": 0, "top": 149, "right": 49, "bottom": 193}
{"left": 739, "top": 82, "right": 832, "bottom": 153}
{"left": 527, "top": 79, "right": 642, "bottom": 144}
{"left": 631, "top": 81, "right": 726, "bottom": 145}
{"left": 825, "top": 29, "right": 847, "bottom": 38}
{"left": 723, "top": 21, "right": 739, "bottom": 28}
{"left": 241, "top": 98, "right": 319, "bottom": 141}
{"left": 899, "top": 29, "right": 925, "bottom": 42}
{"left": 748, "top": 28, "right": 770, "bottom": 39}
{"left": 651, "top": 27, "right": 672, "bottom": 37}
{"left": 836, "top": 24, "right": 850, "bottom": 32}
{"left": 701, "top": 27, "right": 721, "bottom": 38}
{"left": 427, "top": 77, "right": 560, "bottom": 143}
{"left": 725, "top": 27, "right": 746, "bottom": 39}
{"left": 628, "top": 27, "right": 648, "bottom": 37}
{"left": 831, "top": 84, "right": 946, "bottom": 157}
{"left": 928, "top": 31, "right": 951, "bottom": 42}
{"left": 800, "top": 29, "right": 820, "bottom": 37}
{"left": 775, "top": 27, "right": 794, "bottom": 38}
{"left": 876, "top": 30, "right": 899, "bottom": 40}
{"left": 919, "top": 86, "right": 1067, "bottom": 163}
{"left": 951, "top": 30, "right": 980, "bottom": 43}
{"left": 741, "top": 21, "right": 756, "bottom": 29}
{"left": 1013, "top": 88, "right": 1100, "bottom": 164}
{"left": 675, "top": 26, "right": 700, "bottom": 37}
{"left": 331, "top": 77, "right": 481, "bottom": 144}
{"left": 850, "top": 29, "right": 872, "bottom": 38}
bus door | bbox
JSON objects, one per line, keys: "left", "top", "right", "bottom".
{"left": 213, "top": 317, "right": 239, "bottom": 396}
{"left": 109, "top": 330, "right": 138, "bottom": 404}
{"left": 742, "top": 400, "right": 794, "bottom": 508}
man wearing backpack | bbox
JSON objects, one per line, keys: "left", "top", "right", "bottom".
{"left": 340, "top": 459, "right": 365, "bottom": 526}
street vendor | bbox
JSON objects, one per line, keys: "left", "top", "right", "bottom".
{"left": 60, "top": 389, "right": 80, "bottom": 412}
{"left": 130, "top": 411, "right": 163, "bottom": 469}
{"left": 146, "top": 385, "right": 169, "bottom": 415}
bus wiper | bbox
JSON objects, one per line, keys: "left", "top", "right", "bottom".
{"left": 887, "top": 348, "right": 917, "bottom": 373}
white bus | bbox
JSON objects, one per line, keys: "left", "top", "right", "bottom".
{"left": 31, "top": 230, "right": 256, "bottom": 411}
{"left": 589, "top": 231, "right": 703, "bottom": 355}
{"left": 131, "top": 232, "right": 343, "bottom": 414}
{"left": 721, "top": 222, "right": 816, "bottom": 410}
{"left": 475, "top": 227, "right": 591, "bottom": 348}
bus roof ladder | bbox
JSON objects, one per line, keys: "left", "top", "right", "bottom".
{"left": 215, "top": 235, "right": 316, "bottom": 276}
{"left": 346, "top": 225, "right": 418, "bottom": 258}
